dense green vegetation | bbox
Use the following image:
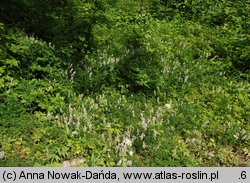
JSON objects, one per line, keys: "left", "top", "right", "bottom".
{"left": 0, "top": 0, "right": 249, "bottom": 166}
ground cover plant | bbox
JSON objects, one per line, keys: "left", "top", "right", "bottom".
{"left": 0, "top": 0, "right": 249, "bottom": 166}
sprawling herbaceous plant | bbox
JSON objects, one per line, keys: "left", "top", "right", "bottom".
{"left": 0, "top": 0, "right": 249, "bottom": 166}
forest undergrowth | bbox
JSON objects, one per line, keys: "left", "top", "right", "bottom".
{"left": 0, "top": 0, "right": 249, "bottom": 166}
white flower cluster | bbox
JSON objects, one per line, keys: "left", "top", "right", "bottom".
{"left": 115, "top": 131, "right": 134, "bottom": 166}
{"left": 0, "top": 151, "right": 4, "bottom": 159}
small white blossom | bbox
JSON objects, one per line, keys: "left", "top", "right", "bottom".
{"left": 106, "top": 123, "right": 111, "bottom": 128}
{"left": 241, "top": 129, "right": 246, "bottom": 135}
{"left": 164, "top": 103, "right": 171, "bottom": 109}
{"left": 140, "top": 113, "right": 147, "bottom": 130}
{"left": 68, "top": 104, "right": 73, "bottom": 114}
{"left": 124, "top": 137, "right": 132, "bottom": 147}
{"left": 153, "top": 129, "right": 157, "bottom": 140}
{"left": 0, "top": 151, "right": 4, "bottom": 159}
{"left": 234, "top": 133, "right": 239, "bottom": 139}
{"left": 63, "top": 161, "right": 71, "bottom": 167}
{"left": 76, "top": 117, "right": 80, "bottom": 130}
{"left": 71, "top": 131, "right": 78, "bottom": 136}
{"left": 132, "top": 110, "right": 135, "bottom": 117}
{"left": 129, "top": 151, "right": 133, "bottom": 156}
{"left": 127, "top": 160, "right": 132, "bottom": 166}
{"left": 46, "top": 112, "right": 51, "bottom": 119}
{"left": 117, "top": 159, "right": 122, "bottom": 166}
{"left": 140, "top": 133, "right": 145, "bottom": 140}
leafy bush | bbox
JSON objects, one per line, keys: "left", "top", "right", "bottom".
{"left": 0, "top": 1, "right": 249, "bottom": 167}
